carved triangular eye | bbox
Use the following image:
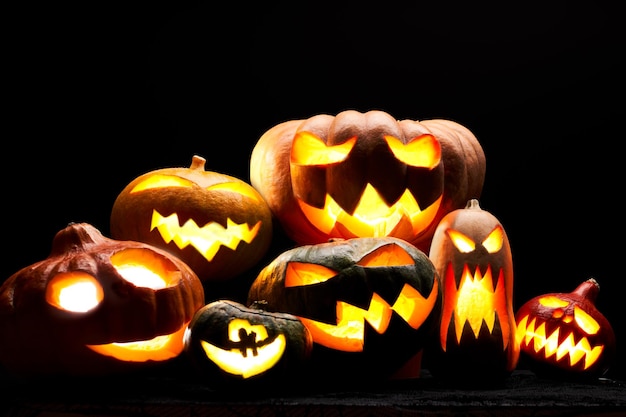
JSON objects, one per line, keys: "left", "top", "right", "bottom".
{"left": 356, "top": 244, "right": 415, "bottom": 267}
{"left": 291, "top": 131, "right": 356, "bottom": 166}
{"left": 384, "top": 134, "right": 441, "bottom": 168}
{"left": 482, "top": 225, "right": 504, "bottom": 253}
{"left": 447, "top": 229, "right": 475, "bottom": 253}
{"left": 285, "top": 262, "right": 338, "bottom": 287}
{"left": 131, "top": 175, "right": 194, "bottom": 193}
{"left": 574, "top": 306, "right": 600, "bottom": 335}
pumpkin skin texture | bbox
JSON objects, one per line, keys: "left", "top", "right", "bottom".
{"left": 427, "top": 199, "right": 518, "bottom": 386}
{"left": 0, "top": 223, "right": 205, "bottom": 378}
{"left": 249, "top": 110, "right": 485, "bottom": 253}
{"left": 110, "top": 155, "right": 273, "bottom": 283}
{"left": 183, "top": 299, "right": 313, "bottom": 390}
{"left": 515, "top": 278, "right": 616, "bottom": 380}
{"left": 247, "top": 236, "right": 441, "bottom": 384}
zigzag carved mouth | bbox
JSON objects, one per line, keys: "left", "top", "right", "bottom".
{"left": 515, "top": 315, "right": 604, "bottom": 370}
{"left": 151, "top": 210, "right": 261, "bottom": 261}
{"left": 441, "top": 263, "right": 509, "bottom": 349}
{"left": 297, "top": 185, "right": 442, "bottom": 240}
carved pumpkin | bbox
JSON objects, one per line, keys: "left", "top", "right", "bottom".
{"left": 515, "top": 278, "right": 616, "bottom": 379}
{"left": 110, "top": 155, "right": 273, "bottom": 283}
{"left": 0, "top": 223, "right": 205, "bottom": 378}
{"left": 427, "top": 199, "right": 518, "bottom": 384}
{"left": 250, "top": 110, "right": 486, "bottom": 253}
{"left": 247, "top": 236, "right": 441, "bottom": 382}
{"left": 183, "top": 299, "right": 312, "bottom": 388}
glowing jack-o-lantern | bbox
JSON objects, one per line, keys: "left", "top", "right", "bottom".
{"left": 515, "top": 278, "right": 616, "bottom": 379}
{"left": 0, "top": 223, "right": 205, "bottom": 378}
{"left": 247, "top": 236, "right": 441, "bottom": 382}
{"left": 250, "top": 110, "right": 486, "bottom": 253}
{"left": 110, "top": 155, "right": 273, "bottom": 282}
{"left": 427, "top": 199, "right": 518, "bottom": 384}
{"left": 183, "top": 299, "right": 312, "bottom": 388}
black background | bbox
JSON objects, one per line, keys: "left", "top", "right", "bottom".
{"left": 5, "top": 2, "right": 625, "bottom": 379}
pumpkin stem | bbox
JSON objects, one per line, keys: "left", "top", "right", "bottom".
{"left": 49, "top": 222, "right": 106, "bottom": 256}
{"left": 572, "top": 278, "right": 600, "bottom": 303}
{"left": 465, "top": 198, "right": 481, "bottom": 210}
{"left": 189, "top": 154, "right": 207, "bottom": 171}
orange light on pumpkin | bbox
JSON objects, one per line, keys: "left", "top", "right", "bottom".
{"left": 267, "top": 240, "right": 439, "bottom": 352}
{"left": 514, "top": 279, "right": 615, "bottom": 377}
{"left": 291, "top": 131, "right": 443, "bottom": 241}
{"left": 198, "top": 318, "right": 287, "bottom": 378}
{"left": 428, "top": 199, "right": 518, "bottom": 383}
{"left": 111, "top": 155, "right": 273, "bottom": 283}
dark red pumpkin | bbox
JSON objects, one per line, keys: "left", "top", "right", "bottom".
{"left": 250, "top": 110, "right": 485, "bottom": 253}
{"left": 247, "top": 236, "right": 441, "bottom": 383}
{"left": 0, "top": 223, "right": 205, "bottom": 378}
{"left": 515, "top": 278, "right": 616, "bottom": 379}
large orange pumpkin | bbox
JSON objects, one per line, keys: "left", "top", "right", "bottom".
{"left": 110, "top": 155, "right": 273, "bottom": 283}
{"left": 249, "top": 110, "right": 485, "bottom": 253}
{"left": 0, "top": 223, "right": 205, "bottom": 378}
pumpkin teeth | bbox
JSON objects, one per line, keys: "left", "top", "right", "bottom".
{"left": 150, "top": 210, "right": 261, "bottom": 261}
{"left": 299, "top": 282, "right": 438, "bottom": 352}
{"left": 516, "top": 316, "right": 604, "bottom": 370}
{"left": 297, "top": 188, "right": 441, "bottom": 241}
{"left": 440, "top": 263, "right": 509, "bottom": 348}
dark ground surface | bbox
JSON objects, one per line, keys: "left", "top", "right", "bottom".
{"left": 3, "top": 369, "right": 625, "bottom": 417}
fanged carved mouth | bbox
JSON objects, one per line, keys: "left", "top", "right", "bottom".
{"left": 441, "top": 263, "right": 509, "bottom": 349}
{"left": 515, "top": 316, "right": 604, "bottom": 370}
{"left": 298, "top": 185, "right": 442, "bottom": 240}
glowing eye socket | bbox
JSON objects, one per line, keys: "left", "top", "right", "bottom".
{"left": 130, "top": 175, "right": 193, "bottom": 192}
{"left": 385, "top": 134, "right": 441, "bottom": 168}
{"left": 574, "top": 305, "right": 600, "bottom": 334}
{"left": 285, "top": 262, "right": 337, "bottom": 287}
{"left": 447, "top": 229, "right": 475, "bottom": 253}
{"left": 482, "top": 225, "right": 504, "bottom": 253}
{"left": 46, "top": 272, "right": 104, "bottom": 313}
{"left": 357, "top": 244, "right": 414, "bottom": 267}
{"left": 291, "top": 132, "right": 356, "bottom": 166}
{"left": 207, "top": 182, "right": 261, "bottom": 201}
{"left": 539, "top": 296, "right": 570, "bottom": 309}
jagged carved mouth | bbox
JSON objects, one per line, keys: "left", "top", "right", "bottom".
{"left": 151, "top": 210, "right": 261, "bottom": 261}
{"left": 440, "top": 263, "right": 509, "bottom": 350}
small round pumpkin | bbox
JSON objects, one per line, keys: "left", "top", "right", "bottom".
{"left": 183, "top": 299, "right": 313, "bottom": 389}
{"left": 250, "top": 110, "right": 485, "bottom": 253}
{"left": 0, "top": 222, "right": 205, "bottom": 378}
{"left": 515, "top": 278, "right": 616, "bottom": 379}
{"left": 110, "top": 155, "right": 273, "bottom": 283}
{"left": 247, "top": 236, "right": 441, "bottom": 383}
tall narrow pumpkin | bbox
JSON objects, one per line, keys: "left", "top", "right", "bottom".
{"left": 250, "top": 110, "right": 485, "bottom": 253}
{"left": 427, "top": 199, "right": 518, "bottom": 384}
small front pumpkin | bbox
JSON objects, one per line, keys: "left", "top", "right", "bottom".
{"left": 183, "top": 299, "right": 312, "bottom": 388}
{"left": 110, "top": 155, "right": 273, "bottom": 283}
{"left": 0, "top": 223, "right": 205, "bottom": 378}
{"left": 247, "top": 236, "right": 441, "bottom": 382}
{"left": 250, "top": 110, "right": 486, "bottom": 253}
{"left": 515, "top": 278, "right": 616, "bottom": 379}
{"left": 427, "top": 199, "right": 518, "bottom": 384}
